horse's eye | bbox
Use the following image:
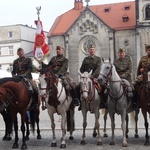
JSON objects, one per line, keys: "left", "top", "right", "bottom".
{"left": 107, "top": 66, "right": 109, "bottom": 69}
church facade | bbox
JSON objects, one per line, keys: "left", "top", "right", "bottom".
{"left": 47, "top": 0, "right": 150, "bottom": 81}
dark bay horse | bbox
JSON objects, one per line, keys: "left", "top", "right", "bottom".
{"left": 38, "top": 67, "right": 75, "bottom": 148}
{"left": 0, "top": 77, "right": 38, "bottom": 149}
{"left": 137, "top": 64, "right": 150, "bottom": 145}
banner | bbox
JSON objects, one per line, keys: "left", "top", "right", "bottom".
{"left": 33, "top": 20, "right": 50, "bottom": 62}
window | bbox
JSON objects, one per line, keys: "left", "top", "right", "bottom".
{"left": 9, "top": 46, "right": 13, "bottom": 55}
{"left": 124, "top": 6, "right": 130, "bottom": 10}
{"left": 145, "top": 5, "right": 150, "bottom": 19}
{"left": 104, "top": 8, "right": 110, "bottom": 12}
{"left": 8, "top": 31, "right": 12, "bottom": 38}
{"left": 0, "top": 65, "right": 1, "bottom": 70}
{"left": 0, "top": 47, "right": 1, "bottom": 55}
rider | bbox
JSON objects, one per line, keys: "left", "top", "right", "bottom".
{"left": 41, "top": 45, "right": 80, "bottom": 106}
{"left": 77, "top": 44, "right": 103, "bottom": 110}
{"left": 11, "top": 47, "right": 39, "bottom": 109}
{"left": 113, "top": 48, "right": 136, "bottom": 108}
{"left": 134, "top": 45, "right": 150, "bottom": 103}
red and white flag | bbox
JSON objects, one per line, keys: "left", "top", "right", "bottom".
{"left": 33, "top": 20, "right": 50, "bottom": 62}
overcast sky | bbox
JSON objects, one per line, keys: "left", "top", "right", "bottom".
{"left": 0, "top": 0, "right": 133, "bottom": 31}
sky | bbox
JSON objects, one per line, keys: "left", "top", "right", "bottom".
{"left": 0, "top": 0, "right": 133, "bottom": 31}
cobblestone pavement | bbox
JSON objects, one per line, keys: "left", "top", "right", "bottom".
{"left": 0, "top": 107, "right": 150, "bottom": 150}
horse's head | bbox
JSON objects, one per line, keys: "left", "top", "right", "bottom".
{"left": 78, "top": 70, "right": 93, "bottom": 100}
{"left": 98, "top": 58, "right": 114, "bottom": 86}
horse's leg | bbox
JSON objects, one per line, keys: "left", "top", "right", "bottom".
{"left": 1, "top": 110, "right": 12, "bottom": 141}
{"left": 12, "top": 114, "right": 19, "bottom": 149}
{"left": 94, "top": 107, "right": 102, "bottom": 145}
{"left": 68, "top": 109, "right": 74, "bottom": 140}
{"left": 134, "top": 108, "right": 140, "bottom": 138}
{"left": 60, "top": 112, "right": 67, "bottom": 148}
{"left": 126, "top": 114, "right": 129, "bottom": 138}
{"left": 121, "top": 111, "right": 128, "bottom": 147}
{"left": 49, "top": 112, "right": 57, "bottom": 147}
{"left": 35, "top": 110, "right": 42, "bottom": 139}
{"left": 81, "top": 107, "right": 87, "bottom": 145}
{"left": 25, "top": 113, "right": 30, "bottom": 141}
{"left": 20, "top": 113, "right": 27, "bottom": 150}
{"left": 109, "top": 113, "right": 115, "bottom": 145}
{"left": 141, "top": 109, "right": 149, "bottom": 146}
{"left": 103, "top": 109, "right": 108, "bottom": 137}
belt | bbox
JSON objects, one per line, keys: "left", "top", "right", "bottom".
{"left": 17, "top": 70, "right": 26, "bottom": 75}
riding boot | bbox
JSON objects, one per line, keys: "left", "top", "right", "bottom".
{"left": 33, "top": 91, "right": 39, "bottom": 110}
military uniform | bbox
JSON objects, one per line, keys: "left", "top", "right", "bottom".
{"left": 80, "top": 55, "right": 101, "bottom": 78}
{"left": 137, "top": 55, "right": 150, "bottom": 76}
{"left": 114, "top": 56, "right": 132, "bottom": 82}
{"left": 12, "top": 57, "right": 33, "bottom": 79}
{"left": 48, "top": 55, "right": 68, "bottom": 76}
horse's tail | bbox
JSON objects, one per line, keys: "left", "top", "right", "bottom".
{"left": 29, "top": 109, "right": 36, "bottom": 133}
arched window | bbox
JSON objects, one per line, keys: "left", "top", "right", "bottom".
{"left": 145, "top": 5, "right": 150, "bottom": 19}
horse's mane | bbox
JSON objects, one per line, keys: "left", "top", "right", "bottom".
{"left": 0, "top": 77, "right": 21, "bottom": 85}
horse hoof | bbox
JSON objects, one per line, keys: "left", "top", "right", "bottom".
{"left": 144, "top": 141, "right": 149, "bottom": 146}
{"left": 93, "top": 133, "right": 97, "bottom": 137}
{"left": 21, "top": 144, "right": 27, "bottom": 150}
{"left": 135, "top": 134, "right": 139, "bottom": 138}
{"left": 37, "top": 135, "right": 42, "bottom": 139}
{"left": 60, "top": 144, "right": 66, "bottom": 148}
{"left": 122, "top": 142, "right": 128, "bottom": 147}
{"left": 103, "top": 133, "right": 108, "bottom": 137}
{"left": 69, "top": 136, "right": 74, "bottom": 140}
{"left": 12, "top": 143, "right": 19, "bottom": 149}
{"left": 7, "top": 137, "right": 12, "bottom": 141}
{"left": 80, "top": 140, "right": 86, "bottom": 145}
{"left": 2, "top": 136, "right": 7, "bottom": 141}
{"left": 109, "top": 141, "right": 115, "bottom": 145}
{"left": 51, "top": 143, "right": 57, "bottom": 147}
{"left": 97, "top": 141, "right": 102, "bottom": 145}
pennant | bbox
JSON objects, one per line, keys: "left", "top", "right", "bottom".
{"left": 33, "top": 20, "right": 50, "bottom": 62}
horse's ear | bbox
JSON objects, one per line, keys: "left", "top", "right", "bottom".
{"left": 102, "top": 57, "right": 104, "bottom": 63}
{"left": 78, "top": 70, "right": 82, "bottom": 76}
{"left": 88, "top": 70, "right": 92, "bottom": 76}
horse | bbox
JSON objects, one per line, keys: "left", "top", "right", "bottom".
{"left": 0, "top": 77, "right": 38, "bottom": 149}
{"left": 137, "top": 63, "right": 150, "bottom": 145}
{"left": 97, "top": 58, "right": 137, "bottom": 147}
{"left": 38, "top": 67, "right": 75, "bottom": 148}
{"left": 78, "top": 71, "right": 102, "bottom": 145}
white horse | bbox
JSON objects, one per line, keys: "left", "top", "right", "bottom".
{"left": 38, "top": 69, "right": 74, "bottom": 148}
{"left": 98, "top": 59, "right": 135, "bottom": 147}
{"left": 78, "top": 71, "right": 102, "bottom": 145}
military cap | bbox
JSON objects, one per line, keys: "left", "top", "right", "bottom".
{"left": 88, "top": 44, "right": 95, "bottom": 49}
{"left": 118, "top": 48, "right": 125, "bottom": 53}
{"left": 145, "top": 45, "right": 150, "bottom": 50}
{"left": 56, "top": 46, "right": 63, "bottom": 50}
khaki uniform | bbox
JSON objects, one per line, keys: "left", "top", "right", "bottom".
{"left": 12, "top": 57, "right": 33, "bottom": 79}
{"left": 114, "top": 56, "right": 132, "bottom": 82}
{"left": 137, "top": 55, "right": 150, "bottom": 76}
{"left": 47, "top": 55, "right": 68, "bottom": 76}
{"left": 80, "top": 55, "right": 101, "bottom": 78}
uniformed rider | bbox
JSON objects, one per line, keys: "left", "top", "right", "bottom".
{"left": 41, "top": 45, "right": 80, "bottom": 106}
{"left": 114, "top": 48, "right": 136, "bottom": 108}
{"left": 11, "top": 47, "right": 39, "bottom": 109}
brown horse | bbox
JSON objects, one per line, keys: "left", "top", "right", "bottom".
{"left": 0, "top": 77, "right": 39, "bottom": 149}
{"left": 137, "top": 64, "right": 150, "bottom": 145}
{"left": 38, "top": 67, "right": 75, "bottom": 148}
